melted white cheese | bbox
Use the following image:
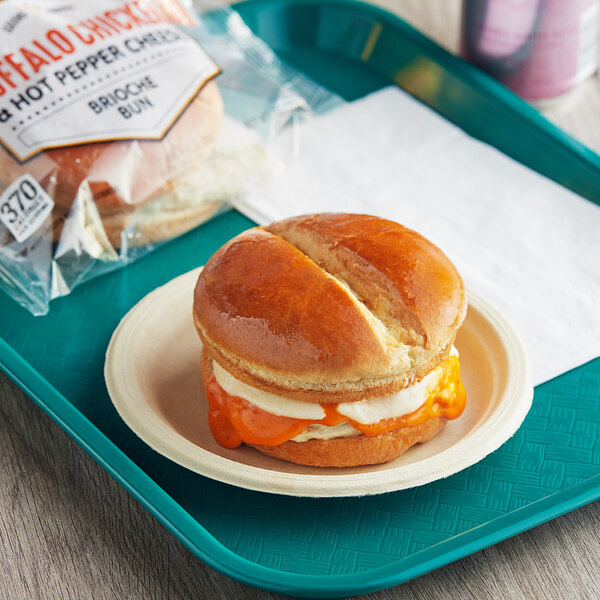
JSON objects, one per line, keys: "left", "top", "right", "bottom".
{"left": 212, "top": 362, "right": 326, "bottom": 419}
{"left": 336, "top": 367, "right": 442, "bottom": 424}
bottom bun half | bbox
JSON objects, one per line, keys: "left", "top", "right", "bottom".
{"left": 250, "top": 417, "right": 446, "bottom": 468}
{"left": 201, "top": 351, "right": 447, "bottom": 468}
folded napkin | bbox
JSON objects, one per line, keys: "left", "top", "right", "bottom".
{"left": 234, "top": 87, "right": 600, "bottom": 386}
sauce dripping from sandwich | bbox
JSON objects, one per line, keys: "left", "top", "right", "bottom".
{"left": 206, "top": 355, "right": 466, "bottom": 449}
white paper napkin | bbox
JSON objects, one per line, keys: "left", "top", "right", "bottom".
{"left": 234, "top": 87, "right": 600, "bottom": 386}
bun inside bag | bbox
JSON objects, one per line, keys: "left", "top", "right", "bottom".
{"left": 0, "top": 81, "right": 224, "bottom": 248}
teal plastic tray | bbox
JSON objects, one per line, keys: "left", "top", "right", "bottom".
{"left": 1, "top": 1, "right": 599, "bottom": 597}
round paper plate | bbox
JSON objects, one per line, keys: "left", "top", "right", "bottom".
{"left": 105, "top": 268, "right": 533, "bottom": 497}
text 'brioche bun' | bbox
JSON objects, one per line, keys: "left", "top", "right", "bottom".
{"left": 193, "top": 213, "right": 467, "bottom": 467}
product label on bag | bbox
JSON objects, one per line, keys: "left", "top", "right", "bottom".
{"left": 0, "top": 0, "right": 220, "bottom": 162}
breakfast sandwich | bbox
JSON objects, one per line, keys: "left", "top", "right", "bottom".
{"left": 193, "top": 213, "right": 467, "bottom": 467}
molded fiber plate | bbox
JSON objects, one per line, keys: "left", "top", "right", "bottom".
{"left": 104, "top": 269, "right": 532, "bottom": 497}
{"left": 1, "top": 1, "right": 599, "bottom": 598}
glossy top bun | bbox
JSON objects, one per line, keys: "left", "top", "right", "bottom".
{"left": 193, "top": 213, "right": 467, "bottom": 403}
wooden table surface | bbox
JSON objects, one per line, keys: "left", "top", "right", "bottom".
{"left": 1, "top": 2, "right": 599, "bottom": 599}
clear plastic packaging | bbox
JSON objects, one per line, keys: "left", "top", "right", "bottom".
{"left": 0, "top": 0, "right": 341, "bottom": 315}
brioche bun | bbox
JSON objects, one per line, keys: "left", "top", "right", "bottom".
{"left": 194, "top": 214, "right": 467, "bottom": 467}
{"left": 252, "top": 418, "right": 447, "bottom": 468}
{"left": 0, "top": 80, "right": 223, "bottom": 247}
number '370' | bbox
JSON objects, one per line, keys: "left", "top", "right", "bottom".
{"left": 0, "top": 179, "right": 37, "bottom": 224}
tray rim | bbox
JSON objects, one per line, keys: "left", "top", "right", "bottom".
{"left": 0, "top": 0, "right": 599, "bottom": 597}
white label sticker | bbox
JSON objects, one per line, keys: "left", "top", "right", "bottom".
{"left": 0, "top": 1, "right": 220, "bottom": 161}
{"left": 0, "top": 174, "right": 55, "bottom": 242}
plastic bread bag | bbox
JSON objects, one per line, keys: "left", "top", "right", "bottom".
{"left": 0, "top": 0, "right": 342, "bottom": 315}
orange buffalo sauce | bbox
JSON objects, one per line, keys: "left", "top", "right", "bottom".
{"left": 206, "top": 355, "right": 466, "bottom": 449}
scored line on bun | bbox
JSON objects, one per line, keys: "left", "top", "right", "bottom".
{"left": 193, "top": 213, "right": 468, "bottom": 467}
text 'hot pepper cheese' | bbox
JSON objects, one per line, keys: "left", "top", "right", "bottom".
{"left": 193, "top": 213, "right": 468, "bottom": 468}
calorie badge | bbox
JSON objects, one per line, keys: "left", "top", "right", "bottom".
{"left": 0, "top": 173, "right": 54, "bottom": 243}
